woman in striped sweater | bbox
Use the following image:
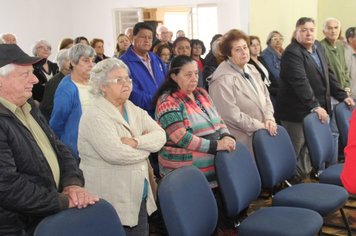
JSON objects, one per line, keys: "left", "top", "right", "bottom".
{"left": 154, "top": 55, "right": 236, "bottom": 188}
{"left": 154, "top": 55, "right": 237, "bottom": 234}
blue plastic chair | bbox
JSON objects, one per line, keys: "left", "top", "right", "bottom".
{"left": 215, "top": 143, "right": 323, "bottom": 236}
{"left": 158, "top": 166, "right": 218, "bottom": 236}
{"left": 303, "top": 112, "right": 344, "bottom": 185}
{"left": 335, "top": 100, "right": 355, "bottom": 150}
{"left": 253, "top": 126, "right": 351, "bottom": 236}
{"left": 34, "top": 199, "right": 126, "bottom": 236}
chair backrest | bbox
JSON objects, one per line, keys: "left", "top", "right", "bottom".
{"left": 253, "top": 125, "right": 296, "bottom": 188}
{"left": 335, "top": 101, "right": 354, "bottom": 149}
{"left": 34, "top": 199, "right": 126, "bottom": 236}
{"left": 158, "top": 166, "right": 218, "bottom": 236}
{"left": 303, "top": 112, "right": 334, "bottom": 170}
{"left": 215, "top": 142, "right": 261, "bottom": 217}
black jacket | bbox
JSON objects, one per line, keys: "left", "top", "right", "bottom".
{"left": 39, "top": 72, "right": 66, "bottom": 122}
{"left": 0, "top": 100, "right": 84, "bottom": 235}
{"left": 276, "top": 40, "right": 347, "bottom": 122}
{"left": 33, "top": 59, "right": 59, "bottom": 102}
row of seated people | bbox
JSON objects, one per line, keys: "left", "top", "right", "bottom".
{"left": 1, "top": 17, "right": 356, "bottom": 235}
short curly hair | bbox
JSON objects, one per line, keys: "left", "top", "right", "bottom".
{"left": 220, "top": 29, "right": 249, "bottom": 59}
{"left": 89, "top": 58, "right": 130, "bottom": 97}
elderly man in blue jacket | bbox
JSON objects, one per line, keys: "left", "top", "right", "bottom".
{"left": 120, "top": 22, "right": 167, "bottom": 118}
{"left": 0, "top": 44, "right": 99, "bottom": 236}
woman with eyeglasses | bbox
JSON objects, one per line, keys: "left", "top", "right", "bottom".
{"left": 78, "top": 57, "right": 166, "bottom": 236}
{"left": 32, "top": 39, "right": 59, "bottom": 103}
{"left": 191, "top": 39, "right": 206, "bottom": 72}
{"left": 260, "top": 31, "right": 284, "bottom": 81}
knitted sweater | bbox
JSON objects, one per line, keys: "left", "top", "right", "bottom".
{"left": 155, "top": 88, "right": 230, "bottom": 187}
{"left": 79, "top": 97, "right": 166, "bottom": 227}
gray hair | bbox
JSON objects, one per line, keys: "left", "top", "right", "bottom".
{"left": 323, "top": 17, "right": 341, "bottom": 32}
{"left": 32, "top": 39, "right": 52, "bottom": 56}
{"left": 56, "top": 49, "right": 70, "bottom": 71}
{"left": 0, "top": 64, "right": 16, "bottom": 77}
{"left": 89, "top": 58, "right": 130, "bottom": 97}
{"left": 0, "top": 38, "right": 3, "bottom": 44}
{"left": 69, "top": 44, "right": 96, "bottom": 65}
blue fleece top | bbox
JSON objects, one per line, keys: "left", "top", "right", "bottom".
{"left": 261, "top": 46, "right": 281, "bottom": 81}
{"left": 120, "top": 46, "right": 167, "bottom": 117}
{"left": 49, "top": 75, "right": 82, "bottom": 159}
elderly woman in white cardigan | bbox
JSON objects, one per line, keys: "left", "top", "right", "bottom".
{"left": 78, "top": 58, "right": 166, "bottom": 236}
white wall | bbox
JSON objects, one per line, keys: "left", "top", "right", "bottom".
{"left": 217, "top": 0, "right": 249, "bottom": 34}
{"left": 0, "top": 0, "right": 247, "bottom": 59}
{"left": 0, "top": 0, "right": 72, "bottom": 59}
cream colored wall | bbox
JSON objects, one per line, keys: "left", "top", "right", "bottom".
{"left": 317, "top": 0, "right": 356, "bottom": 40}
{"left": 248, "top": 0, "right": 317, "bottom": 50}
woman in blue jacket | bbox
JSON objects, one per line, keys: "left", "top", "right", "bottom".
{"left": 50, "top": 44, "right": 96, "bottom": 160}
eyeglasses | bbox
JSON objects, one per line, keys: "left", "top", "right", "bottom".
{"left": 107, "top": 76, "right": 132, "bottom": 84}
{"left": 271, "top": 37, "right": 284, "bottom": 42}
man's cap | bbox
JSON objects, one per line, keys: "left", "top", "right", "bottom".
{"left": 345, "top": 27, "right": 356, "bottom": 39}
{"left": 0, "top": 44, "right": 41, "bottom": 68}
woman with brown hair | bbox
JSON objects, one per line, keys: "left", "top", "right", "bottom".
{"left": 209, "top": 29, "right": 277, "bottom": 156}
{"left": 115, "top": 33, "right": 131, "bottom": 57}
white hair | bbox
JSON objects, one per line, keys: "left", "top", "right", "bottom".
{"left": 0, "top": 64, "right": 16, "bottom": 77}
{"left": 0, "top": 33, "right": 17, "bottom": 44}
{"left": 323, "top": 17, "right": 341, "bottom": 32}
{"left": 56, "top": 49, "right": 70, "bottom": 71}
{"left": 89, "top": 58, "right": 130, "bottom": 97}
{"left": 31, "top": 39, "right": 52, "bottom": 56}
{"left": 156, "top": 25, "right": 168, "bottom": 34}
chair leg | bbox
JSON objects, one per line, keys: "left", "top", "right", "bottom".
{"left": 339, "top": 208, "right": 352, "bottom": 236}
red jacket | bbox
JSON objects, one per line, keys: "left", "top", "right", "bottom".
{"left": 341, "top": 109, "right": 356, "bottom": 193}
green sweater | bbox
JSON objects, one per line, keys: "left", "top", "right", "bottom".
{"left": 320, "top": 39, "right": 350, "bottom": 89}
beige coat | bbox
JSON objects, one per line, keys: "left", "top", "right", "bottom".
{"left": 209, "top": 61, "right": 275, "bottom": 155}
{"left": 78, "top": 96, "right": 166, "bottom": 227}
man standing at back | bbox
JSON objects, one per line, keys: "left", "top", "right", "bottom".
{"left": 0, "top": 44, "right": 98, "bottom": 235}
{"left": 120, "top": 22, "right": 167, "bottom": 180}
{"left": 152, "top": 25, "right": 173, "bottom": 49}
{"left": 345, "top": 27, "right": 356, "bottom": 99}
{"left": 320, "top": 17, "right": 351, "bottom": 165}
{"left": 120, "top": 22, "right": 166, "bottom": 117}
{"left": 320, "top": 18, "right": 350, "bottom": 92}
{"left": 276, "top": 17, "right": 354, "bottom": 180}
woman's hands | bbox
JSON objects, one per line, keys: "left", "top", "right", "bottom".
{"left": 264, "top": 119, "right": 278, "bottom": 136}
{"left": 121, "top": 137, "right": 138, "bottom": 148}
{"left": 120, "top": 130, "right": 149, "bottom": 148}
{"left": 217, "top": 136, "right": 236, "bottom": 152}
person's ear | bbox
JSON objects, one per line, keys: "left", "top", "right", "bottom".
{"left": 171, "top": 73, "right": 178, "bottom": 83}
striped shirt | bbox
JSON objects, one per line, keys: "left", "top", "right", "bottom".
{"left": 155, "top": 88, "right": 230, "bottom": 187}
